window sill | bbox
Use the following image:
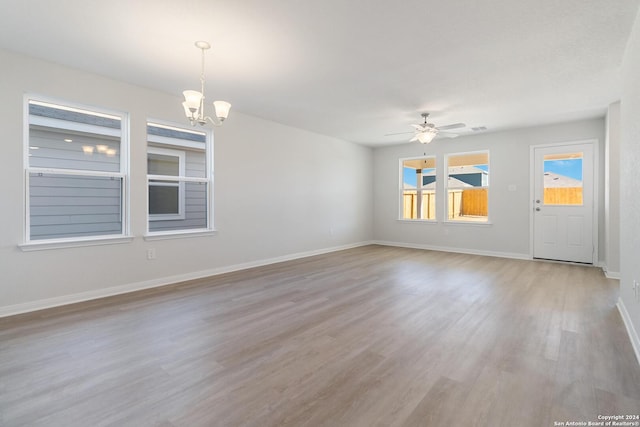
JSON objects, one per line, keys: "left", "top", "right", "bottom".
{"left": 396, "top": 219, "right": 438, "bottom": 224}
{"left": 443, "top": 220, "right": 493, "bottom": 226}
{"left": 144, "top": 229, "right": 217, "bottom": 241}
{"left": 20, "top": 235, "right": 134, "bottom": 252}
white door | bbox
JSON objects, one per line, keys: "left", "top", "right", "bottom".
{"left": 533, "top": 142, "right": 594, "bottom": 263}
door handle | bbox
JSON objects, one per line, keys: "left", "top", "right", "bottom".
{"left": 535, "top": 207, "right": 541, "bottom": 211}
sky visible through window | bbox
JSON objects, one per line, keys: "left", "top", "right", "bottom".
{"left": 544, "top": 159, "right": 582, "bottom": 180}
{"left": 403, "top": 167, "right": 435, "bottom": 187}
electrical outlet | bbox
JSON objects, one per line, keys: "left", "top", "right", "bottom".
{"left": 147, "top": 248, "right": 156, "bottom": 260}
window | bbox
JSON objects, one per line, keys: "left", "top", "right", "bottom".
{"left": 148, "top": 147, "right": 186, "bottom": 219}
{"left": 446, "top": 151, "right": 489, "bottom": 222}
{"left": 400, "top": 156, "right": 436, "bottom": 220}
{"left": 25, "top": 99, "right": 128, "bottom": 242}
{"left": 543, "top": 152, "right": 583, "bottom": 205}
{"left": 147, "top": 122, "right": 211, "bottom": 234}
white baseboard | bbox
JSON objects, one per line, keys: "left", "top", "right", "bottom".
{"left": 617, "top": 298, "right": 640, "bottom": 366}
{"left": 373, "top": 240, "right": 531, "bottom": 261}
{"left": 0, "top": 241, "right": 374, "bottom": 318}
{"left": 603, "top": 267, "right": 621, "bottom": 279}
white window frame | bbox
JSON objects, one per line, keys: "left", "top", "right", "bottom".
{"left": 444, "top": 150, "right": 490, "bottom": 224}
{"left": 145, "top": 120, "right": 214, "bottom": 238}
{"left": 398, "top": 155, "right": 438, "bottom": 222}
{"left": 148, "top": 146, "right": 186, "bottom": 221}
{"left": 21, "top": 96, "right": 131, "bottom": 250}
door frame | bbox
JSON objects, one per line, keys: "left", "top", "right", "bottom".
{"left": 529, "top": 139, "right": 599, "bottom": 264}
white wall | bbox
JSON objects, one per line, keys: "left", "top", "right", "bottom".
{"left": 604, "top": 102, "right": 621, "bottom": 277}
{"left": 619, "top": 7, "right": 640, "bottom": 360}
{"left": 0, "top": 49, "right": 373, "bottom": 314}
{"left": 373, "top": 119, "right": 605, "bottom": 259}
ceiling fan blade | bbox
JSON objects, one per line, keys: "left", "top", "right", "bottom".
{"left": 436, "top": 122, "right": 465, "bottom": 131}
{"left": 411, "top": 124, "right": 426, "bottom": 131}
{"left": 409, "top": 135, "right": 419, "bottom": 142}
{"left": 437, "top": 131, "right": 460, "bottom": 139}
{"left": 384, "top": 131, "right": 414, "bottom": 136}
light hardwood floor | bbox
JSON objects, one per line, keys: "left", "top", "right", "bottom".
{"left": 1, "top": 245, "right": 639, "bottom": 426}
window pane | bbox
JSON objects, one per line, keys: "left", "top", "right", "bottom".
{"left": 447, "top": 152, "right": 489, "bottom": 221}
{"left": 448, "top": 188, "right": 488, "bottom": 221}
{"left": 29, "top": 173, "right": 122, "bottom": 240}
{"left": 401, "top": 157, "right": 436, "bottom": 220}
{"left": 29, "top": 128, "right": 121, "bottom": 172}
{"left": 148, "top": 153, "right": 180, "bottom": 176}
{"left": 147, "top": 123, "right": 207, "bottom": 178}
{"left": 148, "top": 182, "right": 208, "bottom": 232}
{"left": 28, "top": 101, "right": 121, "bottom": 173}
{"left": 543, "top": 152, "right": 583, "bottom": 205}
{"left": 149, "top": 183, "right": 179, "bottom": 215}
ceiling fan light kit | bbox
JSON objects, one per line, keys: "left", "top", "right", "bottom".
{"left": 182, "top": 41, "right": 231, "bottom": 127}
{"left": 411, "top": 127, "right": 438, "bottom": 144}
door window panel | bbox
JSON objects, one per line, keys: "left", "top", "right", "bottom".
{"left": 543, "top": 152, "right": 583, "bottom": 206}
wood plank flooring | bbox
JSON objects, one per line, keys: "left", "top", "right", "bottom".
{"left": 1, "top": 245, "right": 639, "bottom": 426}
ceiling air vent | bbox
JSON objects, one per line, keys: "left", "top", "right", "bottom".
{"left": 471, "top": 126, "right": 487, "bottom": 132}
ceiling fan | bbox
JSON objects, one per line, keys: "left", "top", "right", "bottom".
{"left": 386, "top": 113, "right": 465, "bottom": 144}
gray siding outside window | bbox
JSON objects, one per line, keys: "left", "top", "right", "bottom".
{"left": 29, "top": 173, "right": 122, "bottom": 240}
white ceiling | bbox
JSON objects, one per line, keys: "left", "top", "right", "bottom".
{"left": 0, "top": 0, "right": 638, "bottom": 146}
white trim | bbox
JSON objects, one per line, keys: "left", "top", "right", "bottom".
{"left": 374, "top": 240, "right": 530, "bottom": 260}
{"left": 396, "top": 219, "right": 439, "bottom": 224}
{"left": 603, "top": 267, "right": 621, "bottom": 280}
{"left": 19, "top": 235, "right": 134, "bottom": 252}
{"left": 0, "top": 241, "right": 374, "bottom": 318}
{"left": 605, "top": 271, "right": 621, "bottom": 279}
{"left": 120, "top": 111, "right": 131, "bottom": 238}
{"left": 144, "top": 229, "right": 217, "bottom": 240}
{"left": 28, "top": 167, "right": 125, "bottom": 178}
{"left": 617, "top": 298, "right": 640, "bottom": 366}
{"left": 207, "top": 127, "right": 214, "bottom": 230}
{"left": 442, "top": 220, "right": 493, "bottom": 226}
{"left": 147, "top": 175, "right": 208, "bottom": 183}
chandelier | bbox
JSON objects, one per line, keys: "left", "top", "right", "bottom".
{"left": 182, "top": 41, "right": 231, "bottom": 127}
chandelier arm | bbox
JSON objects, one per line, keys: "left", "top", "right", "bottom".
{"left": 203, "top": 115, "right": 224, "bottom": 127}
